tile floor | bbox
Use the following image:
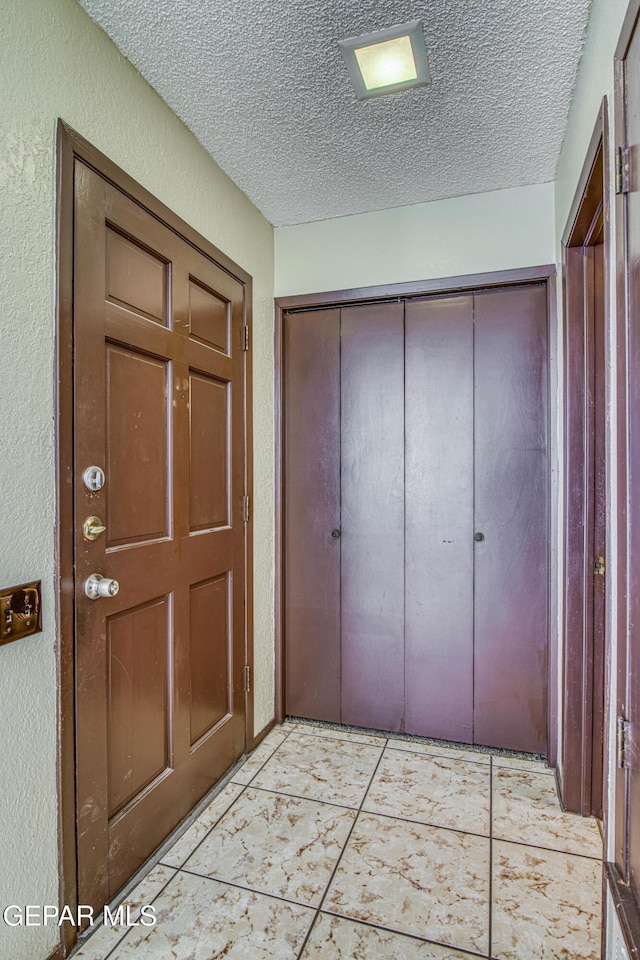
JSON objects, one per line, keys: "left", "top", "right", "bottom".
{"left": 73, "top": 722, "right": 603, "bottom": 960}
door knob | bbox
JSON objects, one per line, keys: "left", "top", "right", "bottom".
{"left": 474, "top": 532, "right": 485, "bottom": 542}
{"left": 85, "top": 574, "right": 120, "bottom": 600}
{"left": 331, "top": 529, "right": 341, "bottom": 539}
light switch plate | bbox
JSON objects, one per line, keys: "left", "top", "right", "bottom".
{"left": 0, "top": 581, "right": 42, "bottom": 646}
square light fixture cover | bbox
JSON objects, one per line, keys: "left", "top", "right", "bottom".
{"left": 339, "top": 21, "right": 431, "bottom": 100}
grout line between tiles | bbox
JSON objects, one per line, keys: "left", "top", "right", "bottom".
{"left": 488, "top": 755, "right": 493, "bottom": 959}
{"left": 490, "top": 834, "right": 603, "bottom": 862}
{"left": 98, "top": 867, "right": 178, "bottom": 960}
{"left": 160, "top": 783, "right": 249, "bottom": 869}
{"left": 318, "top": 909, "right": 491, "bottom": 959}
{"left": 244, "top": 782, "right": 362, "bottom": 811}
{"left": 294, "top": 742, "right": 388, "bottom": 960}
{"left": 176, "top": 867, "right": 316, "bottom": 911}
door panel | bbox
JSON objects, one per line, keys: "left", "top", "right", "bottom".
{"left": 105, "top": 227, "right": 168, "bottom": 325}
{"left": 189, "top": 374, "right": 229, "bottom": 530}
{"left": 74, "top": 161, "right": 247, "bottom": 909}
{"left": 189, "top": 575, "right": 230, "bottom": 743}
{"left": 107, "top": 596, "right": 170, "bottom": 815}
{"left": 340, "top": 302, "right": 405, "bottom": 731}
{"left": 405, "top": 295, "right": 474, "bottom": 741}
{"left": 473, "top": 285, "right": 548, "bottom": 752}
{"left": 284, "top": 309, "right": 341, "bottom": 721}
{"left": 106, "top": 345, "right": 169, "bottom": 546}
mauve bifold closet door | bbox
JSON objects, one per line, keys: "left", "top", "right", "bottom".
{"left": 405, "top": 295, "right": 475, "bottom": 741}
{"left": 473, "top": 285, "right": 548, "bottom": 753}
{"left": 340, "top": 302, "right": 405, "bottom": 731}
{"left": 284, "top": 309, "right": 341, "bottom": 722}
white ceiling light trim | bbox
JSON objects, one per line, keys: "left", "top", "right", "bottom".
{"left": 339, "top": 20, "right": 431, "bottom": 99}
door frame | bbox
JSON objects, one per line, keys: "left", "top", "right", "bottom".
{"left": 55, "top": 120, "right": 254, "bottom": 957}
{"left": 606, "top": 3, "right": 640, "bottom": 952}
{"left": 274, "top": 264, "right": 556, "bottom": 754}
{"left": 560, "top": 100, "right": 610, "bottom": 818}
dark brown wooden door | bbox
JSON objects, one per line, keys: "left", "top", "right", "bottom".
{"left": 340, "top": 303, "right": 405, "bottom": 731}
{"left": 405, "top": 295, "right": 474, "bottom": 741}
{"left": 404, "top": 286, "right": 548, "bottom": 751}
{"left": 283, "top": 284, "right": 548, "bottom": 752}
{"left": 284, "top": 309, "right": 341, "bottom": 722}
{"left": 74, "top": 161, "right": 247, "bottom": 910}
{"left": 473, "top": 285, "right": 548, "bottom": 752}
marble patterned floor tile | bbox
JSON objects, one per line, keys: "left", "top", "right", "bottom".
{"left": 301, "top": 913, "right": 481, "bottom": 959}
{"left": 231, "top": 728, "right": 289, "bottom": 785}
{"left": 386, "top": 740, "right": 491, "bottom": 765}
{"left": 492, "top": 839, "right": 603, "bottom": 960}
{"left": 184, "top": 787, "right": 356, "bottom": 906}
{"left": 291, "top": 723, "right": 388, "bottom": 745}
{"left": 71, "top": 864, "right": 176, "bottom": 960}
{"left": 324, "top": 812, "right": 490, "bottom": 955}
{"left": 161, "top": 782, "right": 244, "bottom": 867}
{"left": 492, "top": 755, "right": 552, "bottom": 774}
{"left": 250, "top": 731, "right": 384, "bottom": 806}
{"left": 108, "top": 871, "right": 314, "bottom": 960}
{"left": 363, "top": 749, "right": 490, "bottom": 835}
{"left": 492, "top": 767, "right": 602, "bottom": 858}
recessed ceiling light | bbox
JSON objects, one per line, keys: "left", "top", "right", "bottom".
{"left": 339, "top": 21, "right": 431, "bottom": 100}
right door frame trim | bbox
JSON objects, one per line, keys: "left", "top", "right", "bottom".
{"left": 560, "top": 100, "right": 610, "bottom": 818}
{"left": 274, "top": 264, "right": 556, "bottom": 743}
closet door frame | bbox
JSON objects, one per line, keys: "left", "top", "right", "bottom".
{"left": 275, "top": 264, "right": 556, "bottom": 749}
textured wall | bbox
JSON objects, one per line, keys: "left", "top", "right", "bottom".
{"left": 0, "top": 1, "right": 273, "bottom": 957}
{"left": 275, "top": 183, "right": 555, "bottom": 296}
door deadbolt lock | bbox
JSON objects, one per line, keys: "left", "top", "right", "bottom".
{"left": 331, "top": 529, "right": 341, "bottom": 539}
{"left": 595, "top": 556, "right": 605, "bottom": 576}
{"left": 83, "top": 466, "right": 106, "bottom": 492}
{"left": 85, "top": 574, "right": 120, "bottom": 600}
{"left": 474, "top": 532, "right": 485, "bottom": 542}
{"left": 83, "top": 516, "right": 106, "bottom": 541}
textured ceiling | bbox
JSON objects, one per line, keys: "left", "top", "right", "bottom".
{"left": 77, "top": 0, "right": 591, "bottom": 226}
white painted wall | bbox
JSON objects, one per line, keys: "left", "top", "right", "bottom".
{"left": 554, "top": 0, "right": 630, "bottom": 956}
{"left": 275, "top": 183, "right": 555, "bottom": 297}
{"left": 0, "top": 1, "right": 274, "bottom": 957}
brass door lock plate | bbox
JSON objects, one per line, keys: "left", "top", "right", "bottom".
{"left": 83, "top": 516, "right": 106, "bottom": 541}
{"left": 0, "top": 581, "right": 42, "bottom": 646}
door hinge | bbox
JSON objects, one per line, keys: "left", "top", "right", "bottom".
{"left": 595, "top": 556, "right": 605, "bottom": 576}
{"left": 243, "top": 325, "right": 250, "bottom": 351}
{"left": 242, "top": 495, "right": 250, "bottom": 522}
{"left": 244, "top": 665, "right": 251, "bottom": 693}
{"left": 616, "top": 146, "right": 630, "bottom": 195}
{"left": 617, "top": 716, "right": 631, "bottom": 769}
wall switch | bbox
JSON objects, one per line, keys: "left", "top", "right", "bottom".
{"left": 0, "top": 581, "right": 42, "bottom": 646}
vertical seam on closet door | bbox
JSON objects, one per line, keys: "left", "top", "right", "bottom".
{"left": 339, "top": 307, "right": 343, "bottom": 724}
{"left": 403, "top": 299, "right": 407, "bottom": 733}
{"left": 472, "top": 294, "right": 477, "bottom": 745}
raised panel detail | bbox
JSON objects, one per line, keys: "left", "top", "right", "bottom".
{"left": 190, "top": 575, "right": 230, "bottom": 744}
{"left": 189, "top": 279, "right": 229, "bottom": 353}
{"left": 106, "top": 227, "right": 167, "bottom": 324}
{"left": 106, "top": 345, "right": 168, "bottom": 546}
{"left": 189, "top": 373, "right": 229, "bottom": 531}
{"left": 108, "top": 596, "right": 170, "bottom": 817}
